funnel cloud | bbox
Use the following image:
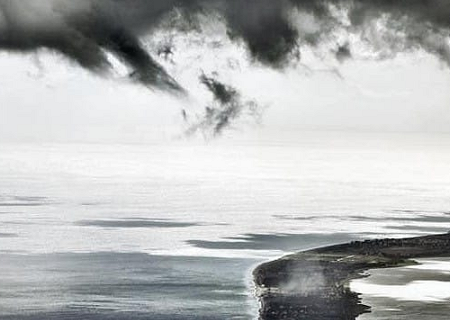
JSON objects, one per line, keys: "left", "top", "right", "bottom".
{"left": 185, "top": 74, "right": 260, "bottom": 136}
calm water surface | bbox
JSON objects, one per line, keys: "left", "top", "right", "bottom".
{"left": 1, "top": 132, "right": 450, "bottom": 319}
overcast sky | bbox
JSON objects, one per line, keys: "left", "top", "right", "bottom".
{"left": 1, "top": 48, "right": 449, "bottom": 143}
{"left": 1, "top": 1, "right": 450, "bottom": 143}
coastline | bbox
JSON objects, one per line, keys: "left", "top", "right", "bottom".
{"left": 253, "top": 233, "right": 450, "bottom": 320}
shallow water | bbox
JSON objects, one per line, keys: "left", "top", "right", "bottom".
{"left": 0, "top": 253, "right": 258, "bottom": 319}
{"left": 353, "top": 258, "right": 450, "bottom": 320}
{"left": 1, "top": 132, "right": 450, "bottom": 319}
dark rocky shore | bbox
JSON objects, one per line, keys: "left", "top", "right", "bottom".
{"left": 253, "top": 233, "right": 450, "bottom": 320}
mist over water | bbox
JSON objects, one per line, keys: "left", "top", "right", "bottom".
{"left": 1, "top": 132, "right": 450, "bottom": 319}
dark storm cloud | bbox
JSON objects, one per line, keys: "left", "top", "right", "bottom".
{"left": 223, "top": 0, "right": 300, "bottom": 67}
{"left": 1, "top": 0, "right": 450, "bottom": 129}
{"left": 0, "top": 0, "right": 187, "bottom": 92}
{"left": 2, "top": 1, "right": 450, "bottom": 82}
{"left": 335, "top": 43, "right": 352, "bottom": 62}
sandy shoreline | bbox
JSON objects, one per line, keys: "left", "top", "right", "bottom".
{"left": 253, "top": 233, "right": 450, "bottom": 320}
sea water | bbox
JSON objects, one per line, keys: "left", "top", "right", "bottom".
{"left": 1, "top": 132, "right": 450, "bottom": 319}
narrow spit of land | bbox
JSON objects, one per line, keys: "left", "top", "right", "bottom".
{"left": 253, "top": 233, "right": 450, "bottom": 320}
